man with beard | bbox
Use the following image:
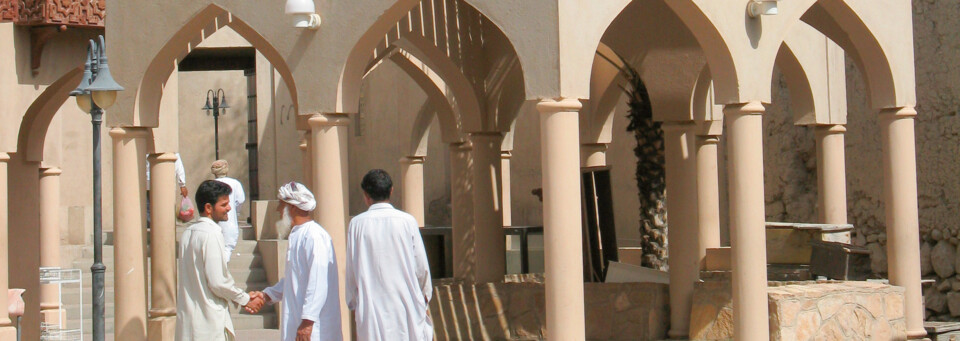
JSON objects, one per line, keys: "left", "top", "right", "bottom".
{"left": 247, "top": 182, "right": 342, "bottom": 341}
{"left": 345, "top": 169, "right": 433, "bottom": 341}
{"left": 176, "top": 180, "right": 264, "bottom": 340}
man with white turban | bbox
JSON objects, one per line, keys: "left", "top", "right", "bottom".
{"left": 211, "top": 160, "right": 245, "bottom": 261}
{"left": 248, "top": 182, "right": 342, "bottom": 341}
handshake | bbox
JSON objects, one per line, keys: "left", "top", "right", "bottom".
{"left": 244, "top": 291, "right": 269, "bottom": 314}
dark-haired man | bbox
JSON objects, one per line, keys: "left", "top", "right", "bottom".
{"left": 176, "top": 180, "right": 263, "bottom": 340}
{"left": 345, "top": 169, "right": 433, "bottom": 341}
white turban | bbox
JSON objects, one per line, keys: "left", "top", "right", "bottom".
{"left": 278, "top": 181, "right": 316, "bottom": 212}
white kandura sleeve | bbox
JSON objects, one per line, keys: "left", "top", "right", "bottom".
{"left": 263, "top": 278, "right": 285, "bottom": 304}
{"left": 411, "top": 222, "right": 433, "bottom": 303}
{"left": 345, "top": 224, "right": 358, "bottom": 310}
{"left": 299, "top": 234, "right": 328, "bottom": 322}
{"left": 175, "top": 154, "right": 186, "bottom": 188}
{"left": 202, "top": 233, "right": 250, "bottom": 306}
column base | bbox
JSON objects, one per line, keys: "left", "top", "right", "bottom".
{"left": 147, "top": 316, "right": 176, "bottom": 341}
{"left": 0, "top": 326, "right": 15, "bottom": 341}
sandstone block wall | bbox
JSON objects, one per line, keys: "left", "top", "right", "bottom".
{"left": 429, "top": 282, "right": 668, "bottom": 340}
{"left": 691, "top": 281, "right": 906, "bottom": 340}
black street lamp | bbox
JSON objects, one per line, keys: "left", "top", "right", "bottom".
{"left": 69, "top": 35, "right": 123, "bottom": 341}
{"left": 202, "top": 89, "right": 229, "bottom": 159}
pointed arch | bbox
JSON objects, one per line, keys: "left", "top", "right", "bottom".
{"left": 16, "top": 67, "right": 83, "bottom": 162}
{"left": 801, "top": 1, "right": 907, "bottom": 109}
{"left": 134, "top": 4, "right": 297, "bottom": 128}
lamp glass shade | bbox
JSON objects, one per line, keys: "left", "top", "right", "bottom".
{"left": 75, "top": 93, "right": 93, "bottom": 113}
{"left": 285, "top": 0, "right": 315, "bottom": 14}
{"left": 92, "top": 90, "right": 118, "bottom": 109}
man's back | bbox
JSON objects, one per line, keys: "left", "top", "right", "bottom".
{"left": 346, "top": 203, "right": 432, "bottom": 341}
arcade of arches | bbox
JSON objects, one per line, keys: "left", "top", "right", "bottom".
{"left": 0, "top": 0, "right": 947, "bottom": 340}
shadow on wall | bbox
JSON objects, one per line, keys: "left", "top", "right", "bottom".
{"left": 430, "top": 281, "right": 669, "bottom": 340}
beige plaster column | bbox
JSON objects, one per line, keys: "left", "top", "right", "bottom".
{"left": 695, "top": 134, "right": 722, "bottom": 256}
{"left": 110, "top": 127, "right": 149, "bottom": 341}
{"left": 307, "top": 114, "right": 351, "bottom": 340}
{"left": 400, "top": 156, "right": 426, "bottom": 227}
{"left": 469, "top": 132, "right": 505, "bottom": 283}
{"left": 879, "top": 107, "right": 925, "bottom": 339}
{"left": 722, "top": 102, "right": 769, "bottom": 340}
{"left": 815, "top": 125, "right": 850, "bottom": 243}
{"left": 536, "top": 99, "right": 585, "bottom": 340}
{"left": 449, "top": 141, "right": 476, "bottom": 282}
{"left": 662, "top": 123, "right": 699, "bottom": 339}
{"left": 580, "top": 143, "right": 608, "bottom": 168}
{"left": 39, "top": 167, "right": 63, "bottom": 324}
{"left": 147, "top": 153, "right": 178, "bottom": 339}
{"left": 300, "top": 133, "right": 312, "bottom": 190}
{"left": 0, "top": 153, "right": 13, "bottom": 340}
{"left": 500, "top": 151, "right": 512, "bottom": 227}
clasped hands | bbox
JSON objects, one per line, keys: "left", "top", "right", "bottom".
{"left": 244, "top": 291, "right": 268, "bottom": 313}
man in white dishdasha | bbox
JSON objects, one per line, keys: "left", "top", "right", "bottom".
{"left": 248, "top": 182, "right": 342, "bottom": 341}
{"left": 176, "top": 180, "right": 263, "bottom": 341}
{"left": 346, "top": 169, "right": 433, "bottom": 341}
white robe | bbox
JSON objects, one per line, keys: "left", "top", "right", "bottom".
{"left": 346, "top": 203, "right": 433, "bottom": 341}
{"left": 146, "top": 152, "right": 186, "bottom": 190}
{"left": 176, "top": 217, "right": 250, "bottom": 341}
{"left": 263, "top": 220, "right": 342, "bottom": 341}
{"left": 215, "top": 176, "right": 245, "bottom": 261}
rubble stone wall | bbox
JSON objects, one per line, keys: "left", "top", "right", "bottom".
{"left": 429, "top": 282, "right": 669, "bottom": 341}
{"left": 758, "top": 0, "right": 960, "bottom": 323}
{"left": 691, "top": 281, "right": 907, "bottom": 340}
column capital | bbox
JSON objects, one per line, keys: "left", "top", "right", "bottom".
{"left": 696, "top": 120, "right": 724, "bottom": 137}
{"left": 148, "top": 152, "right": 178, "bottom": 163}
{"left": 467, "top": 131, "right": 504, "bottom": 138}
{"left": 399, "top": 156, "right": 426, "bottom": 165}
{"left": 299, "top": 139, "right": 308, "bottom": 151}
{"left": 0, "top": 152, "right": 9, "bottom": 162}
{"left": 722, "top": 101, "right": 765, "bottom": 117}
{"left": 39, "top": 167, "right": 62, "bottom": 177}
{"left": 814, "top": 124, "right": 847, "bottom": 135}
{"left": 450, "top": 140, "right": 473, "bottom": 152}
{"left": 879, "top": 106, "right": 917, "bottom": 119}
{"left": 697, "top": 135, "right": 721, "bottom": 145}
{"left": 108, "top": 126, "right": 151, "bottom": 139}
{"left": 536, "top": 98, "right": 582, "bottom": 113}
{"left": 307, "top": 113, "right": 350, "bottom": 128}
{"left": 500, "top": 150, "right": 513, "bottom": 159}
{"left": 660, "top": 121, "right": 697, "bottom": 133}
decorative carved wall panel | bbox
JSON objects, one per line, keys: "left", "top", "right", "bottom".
{"left": 0, "top": 0, "right": 20, "bottom": 22}
{"left": 4, "top": 0, "right": 105, "bottom": 27}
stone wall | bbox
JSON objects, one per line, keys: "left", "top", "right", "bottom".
{"left": 755, "top": 0, "right": 960, "bottom": 323}
{"left": 690, "top": 281, "right": 906, "bottom": 340}
{"left": 429, "top": 281, "right": 669, "bottom": 340}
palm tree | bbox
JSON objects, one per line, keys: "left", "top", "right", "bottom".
{"left": 599, "top": 52, "right": 668, "bottom": 271}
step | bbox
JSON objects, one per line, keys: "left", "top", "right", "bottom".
{"left": 234, "top": 240, "right": 259, "bottom": 254}
{"left": 231, "top": 269, "right": 267, "bottom": 284}
{"left": 236, "top": 329, "right": 280, "bottom": 340}
{"left": 232, "top": 314, "right": 278, "bottom": 330}
{"left": 228, "top": 254, "right": 263, "bottom": 270}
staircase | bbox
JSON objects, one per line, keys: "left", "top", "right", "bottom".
{"left": 59, "top": 222, "right": 280, "bottom": 340}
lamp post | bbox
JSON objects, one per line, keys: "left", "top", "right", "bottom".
{"left": 69, "top": 35, "right": 123, "bottom": 341}
{"left": 202, "top": 89, "right": 229, "bottom": 159}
